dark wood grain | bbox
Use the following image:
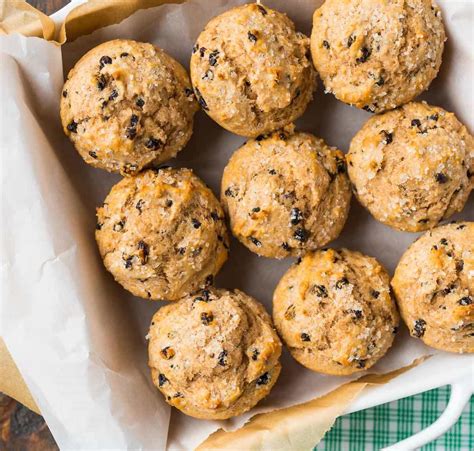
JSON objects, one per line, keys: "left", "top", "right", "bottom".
{"left": 27, "top": 0, "right": 68, "bottom": 16}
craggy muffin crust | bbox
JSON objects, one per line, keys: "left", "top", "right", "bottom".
{"left": 221, "top": 127, "right": 351, "bottom": 258}
{"left": 148, "top": 288, "right": 282, "bottom": 419}
{"left": 190, "top": 3, "right": 316, "bottom": 137}
{"left": 347, "top": 102, "right": 474, "bottom": 232}
{"left": 311, "top": 0, "right": 445, "bottom": 112}
{"left": 273, "top": 249, "right": 399, "bottom": 375}
{"left": 96, "top": 168, "right": 229, "bottom": 301}
{"left": 392, "top": 222, "right": 474, "bottom": 353}
{"left": 61, "top": 39, "right": 198, "bottom": 176}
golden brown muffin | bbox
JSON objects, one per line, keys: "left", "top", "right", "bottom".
{"left": 96, "top": 168, "right": 229, "bottom": 301}
{"left": 273, "top": 249, "right": 399, "bottom": 375}
{"left": 190, "top": 3, "right": 316, "bottom": 137}
{"left": 221, "top": 127, "right": 351, "bottom": 258}
{"left": 347, "top": 102, "right": 474, "bottom": 232}
{"left": 311, "top": 0, "right": 445, "bottom": 112}
{"left": 61, "top": 39, "right": 198, "bottom": 176}
{"left": 148, "top": 288, "right": 282, "bottom": 419}
{"left": 392, "top": 222, "right": 474, "bottom": 353}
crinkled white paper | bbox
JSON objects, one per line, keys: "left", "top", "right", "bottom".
{"left": 0, "top": 0, "right": 472, "bottom": 450}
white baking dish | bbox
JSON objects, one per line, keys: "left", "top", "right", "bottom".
{"left": 11, "top": 1, "right": 474, "bottom": 449}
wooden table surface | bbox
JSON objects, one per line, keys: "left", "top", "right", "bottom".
{"left": 27, "top": 0, "right": 68, "bottom": 15}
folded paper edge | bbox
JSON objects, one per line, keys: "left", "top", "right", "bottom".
{"left": 196, "top": 356, "right": 429, "bottom": 451}
{"left": 0, "top": 0, "right": 55, "bottom": 40}
{"left": 0, "top": 338, "right": 40, "bottom": 414}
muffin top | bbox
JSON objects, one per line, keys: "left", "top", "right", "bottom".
{"left": 311, "top": 0, "right": 445, "bottom": 112}
{"left": 190, "top": 3, "right": 316, "bottom": 136}
{"left": 148, "top": 288, "right": 282, "bottom": 419}
{"left": 96, "top": 168, "right": 229, "bottom": 301}
{"left": 61, "top": 39, "right": 198, "bottom": 175}
{"left": 392, "top": 222, "right": 474, "bottom": 353}
{"left": 221, "top": 127, "right": 351, "bottom": 258}
{"left": 273, "top": 248, "right": 399, "bottom": 375}
{"left": 347, "top": 102, "right": 473, "bottom": 232}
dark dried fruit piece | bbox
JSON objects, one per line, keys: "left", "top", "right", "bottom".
{"left": 257, "top": 4, "right": 267, "bottom": 15}
{"left": 173, "top": 392, "right": 184, "bottom": 398}
{"left": 62, "top": 90, "right": 68, "bottom": 98}
{"left": 294, "top": 228, "right": 309, "bottom": 242}
{"left": 335, "top": 277, "right": 349, "bottom": 289}
{"left": 440, "top": 238, "right": 448, "bottom": 245}
{"left": 120, "top": 52, "right": 129, "bottom": 58}
{"left": 322, "top": 40, "right": 330, "bottom": 49}
{"left": 209, "top": 50, "right": 219, "bottom": 66}
{"left": 137, "top": 240, "right": 149, "bottom": 265}
{"left": 124, "top": 256, "right": 133, "bottom": 269}
{"left": 371, "top": 289, "right": 380, "bottom": 299}
{"left": 301, "top": 333, "right": 311, "bottom": 342}
{"left": 413, "top": 319, "right": 427, "bottom": 338}
{"left": 210, "top": 211, "right": 219, "bottom": 221}
{"left": 99, "top": 55, "right": 112, "bottom": 68}
{"left": 346, "top": 309, "right": 363, "bottom": 320}
{"left": 381, "top": 130, "right": 393, "bottom": 144}
{"left": 113, "top": 220, "right": 125, "bottom": 232}
{"left": 268, "top": 169, "right": 277, "bottom": 175}
{"left": 435, "top": 172, "right": 448, "bottom": 184}
{"left": 191, "top": 218, "right": 201, "bottom": 229}
{"left": 205, "top": 274, "right": 214, "bottom": 286}
{"left": 146, "top": 137, "right": 162, "bottom": 150}
{"left": 96, "top": 222, "right": 103, "bottom": 230}
{"left": 251, "top": 207, "right": 261, "bottom": 213}
{"left": 217, "top": 350, "right": 228, "bottom": 366}
{"left": 336, "top": 157, "right": 346, "bottom": 174}
{"left": 194, "top": 87, "right": 209, "bottom": 111}
{"left": 355, "top": 359, "right": 366, "bottom": 369}
{"left": 290, "top": 207, "right": 303, "bottom": 225}
{"left": 456, "top": 260, "right": 464, "bottom": 272}
{"left": 67, "top": 120, "right": 78, "bottom": 133}
{"left": 251, "top": 349, "right": 260, "bottom": 361}
{"left": 457, "top": 224, "right": 466, "bottom": 230}
{"left": 356, "top": 46, "right": 371, "bottom": 63}
{"left": 248, "top": 32, "right": 258, "bottom": 43}
{"left": 97, "top": 74, "right": 107, "bottom": 90}
{"left": 411, "top": 118, "right": 421, "bottom": 128}
{"left": 249, "top": 236, "right": 262, "bottom": 247}
{"left": 135, "top": 97, "right": 145, "bottom": 108}
{"left": 347, "top": 35, "right": 355, "bottom": 47}
{"left": 158, "top": 374, "right": 168, "bottom": 387}
{"left": 256, "top": 372, "right": 270, "bottom": 386}
{"left": 192, "top": 43, "right": 199, "bottom": 54}
{"left": 109, "top": 89, "right": 118, "bottom": 101}
{"left": 429, "top": 113, "right": 439, "bottom": 121}
{"left": 459, "top": 296, "right": 472, "bottom": 306}
{"left": 202, "top": 69, "right": 214, "bottom": 81}
{"left": 375, "top": 76, "right": 385, "bottom": 86}
{"left": 201, "top": 312, "right": 214, "bottom": 325}
{"left": 224, "top": 187, "right": 236, "bottom": 197}
{"left": 89, "top": 151, "right": 97, "bottom": 159}
{"left": 136, "top": 199, "right": 144, "bottom": 213}
{"left": 312, "top": 284, "right": 328, "bottom": 298}
{"left": 282, "top": 242, "right": 290, "bottom": 251}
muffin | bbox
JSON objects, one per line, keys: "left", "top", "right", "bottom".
{"left": 392, "top": 222, "right": 474, "bottom": 353}
{"left": 148, "top": 288, "right": 282, "bottom": 419}
{"left": 347, "top": 102, "right": 473, "bottom": 232}
{"left": 221, "top": 127, "right": 351, "bottom": 258}
{"left": 190, "top": 3, "right": 316, "bottom": 137}
{"left": 95, "top": 168, "right": 229, "bottom": 301}
{"left": 61, "top": 39, "right": 198, "bottom": 175}
{"left": 311, "top": 0, "right": 445, "bottom": 112}
{"left": 273, "top": 248, "right": 399, "bottom": 375}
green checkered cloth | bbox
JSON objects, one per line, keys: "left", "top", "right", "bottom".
{"left": 316, "top": 386, "right": 473, "bottom": 450}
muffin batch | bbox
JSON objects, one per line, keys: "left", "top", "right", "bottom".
{"left": 61, "top": 2, "right": 473, "bottom": 420}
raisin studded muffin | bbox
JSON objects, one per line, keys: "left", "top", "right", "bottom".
{"left": 190, "top": 3, "right": 316, "bottom": 137}
{"left": 61, "top": 39, "right": 198, "bottom": 176}
{"left": 311, "top": 0, "right": 445, "bottom": 112}
{"left": 273, "top": 249, "right": 399, "bottom": 375}
{"left": 392, "top": 222, "right": 474, "bottom": 353}
{"left": 148, "top": 288, "right": 282, "bottom": 419}
{"left": 95, "top": 168, "right": 229, "bottom": 301}
{"left": 347, "top": 102, "right": 473, "bottom": 232}
{"left": 221, "top": 126, "right": 351, "bottom": 258}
